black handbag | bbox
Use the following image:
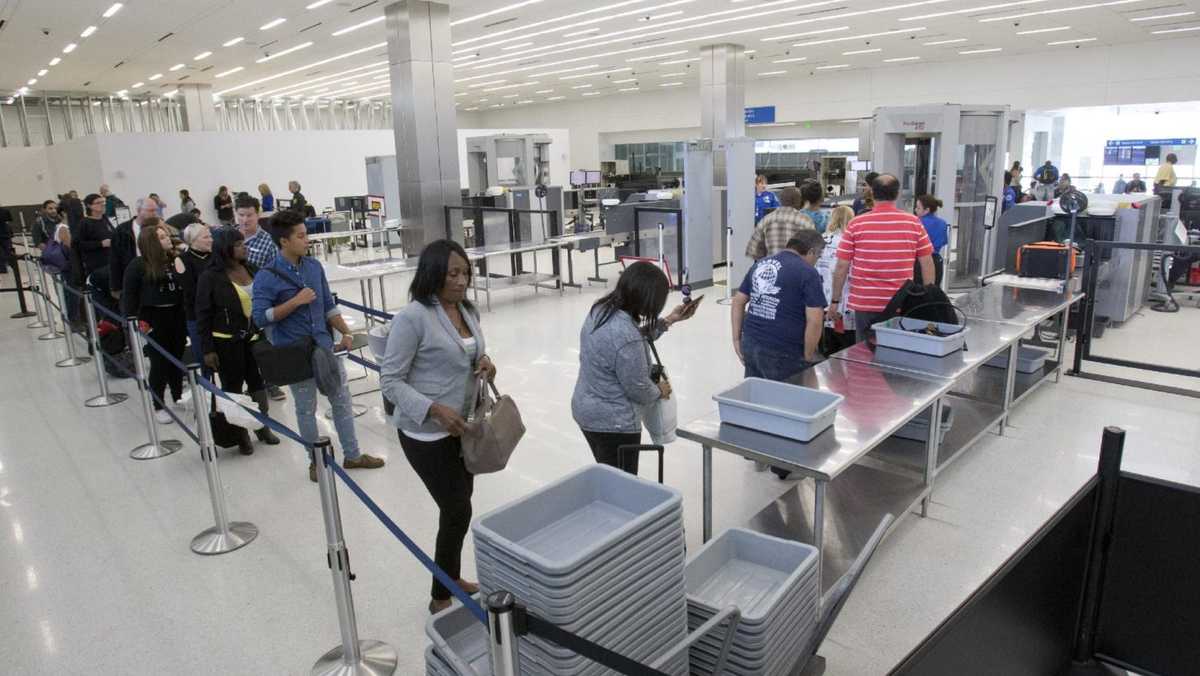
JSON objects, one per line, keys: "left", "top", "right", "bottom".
{"left": 251, "top": 266, "right": 316, "bottom": 386}
{"left": 209, "top": 393, "right": 243, "bottom": 449}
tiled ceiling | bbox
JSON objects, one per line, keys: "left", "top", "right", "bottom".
{"left": 1, "top": 0, "right": 1198, "bottom": 108}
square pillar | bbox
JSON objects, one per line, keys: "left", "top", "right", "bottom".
{"left": 178, "top": 84, "right": 218, "bottom": 131}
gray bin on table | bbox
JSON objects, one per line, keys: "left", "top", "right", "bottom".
{"left": 714, "top": 378, "right": 843, "bottom": 442}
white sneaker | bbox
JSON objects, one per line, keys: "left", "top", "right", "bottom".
{"left": 154, "top": 409, "right": 173, "bottom": 425}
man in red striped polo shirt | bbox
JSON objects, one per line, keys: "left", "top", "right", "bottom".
{"left": 827, "top": 174, "right": 936, "bottom": 341}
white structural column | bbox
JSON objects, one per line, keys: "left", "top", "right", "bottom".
{"left": 178, "top": 84, "right": 219, "bottom": 132}
{"left": 699, "top": 44, "right": 747, "bottom": 140}
{"left": 384, "top": 0, "right": 462, "bottom": 247}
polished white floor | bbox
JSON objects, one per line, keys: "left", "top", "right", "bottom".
{"left": 0, "top": 250, "right": 1196, "bottom": 676}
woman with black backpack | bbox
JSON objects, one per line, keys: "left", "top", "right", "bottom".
{"left": 195, "top": 228, "right": 280, "bottom": 454}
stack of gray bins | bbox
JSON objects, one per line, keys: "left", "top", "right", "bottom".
{"left": 685, "top": 528, "right": 820, "bottom": 676}
{"left": 425, "top": 602, "right": 491, "bottom": 676}
{"left": 472, "top": 464, "right": 689, "bottom": 675}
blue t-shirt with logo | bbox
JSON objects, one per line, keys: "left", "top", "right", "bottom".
{"left": 738, "top": 251, "right": 827, "bottom": 353}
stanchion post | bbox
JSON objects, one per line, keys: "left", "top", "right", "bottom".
{"left": 83, "top": 290, "right": 128, "bottom": 407}
{"left": 7, "top": 218, "right": 36, "bottom": 319}
{"left": 54, "top": 281, "right": 90, "bottom": 368}
{"left": 310, "top": 437, "right": 397, "bottom": 676}
{"left": 126, "top": 317, "right": 182, "bottom": 460}
{"left": 23, "top": 242, "right": 50, "bottom": 329}
{"left": 187, "top": 366, "right": 258, "bottom": 555}
{"left": 36, "top": 263, "right": 64, "bottom": 341}
{"left": 487, "top": 591, "right": 523, "bottom": 676}
{"left": 717, "top": 225, "right": 734, "bottom": 306}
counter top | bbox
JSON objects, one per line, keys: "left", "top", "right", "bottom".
{"left": 678, "top": 358, "right": 951, "bottom": 482}
{"left": 954, "top": 282, "right": 1080, "bottom": 325}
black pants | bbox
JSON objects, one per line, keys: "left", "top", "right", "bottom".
{"left": 397, "top": 431, "right": 474, "bottom": 601}
{"left": 213, "top": 337, "right": 265, "bottom": 395}
{"left": 141, "top": 305, "right": 187, "bottom": 410}
{"left": 582, "top": 430, "right": 643, "bottom": 475}
{"left": 855, "top": 311, "right": 882, "bottom": 343}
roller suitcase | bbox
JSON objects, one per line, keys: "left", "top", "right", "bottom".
{"left": 1017, "top": 241, "right": 1077, "bottom": 279}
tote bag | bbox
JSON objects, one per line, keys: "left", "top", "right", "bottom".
{"left": 461, "top": 377, "right": 525, "bottom": 475}
{"left": 639, "top": 337, "right": 677, "bottom": 445}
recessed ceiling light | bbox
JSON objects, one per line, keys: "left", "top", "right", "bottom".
{"left": 979, "top": 0, "right": 1145, "bottom": 23}
{"left": 612, "top": 78, "right": 638, "bottom": 84}
{"left": 884, "top": 56, "right": 921, "bottom": 62}
{"left": 571, "top": 83, "right": 593, "bottom": 89}
{"left": 758, "top": 70, "right": 787, "bottom": 76}
{"left": 627, "top": 50, "right": 689, "bottom": 63}
{"left": 170, "top": 63, "right": 186, "bottom": 71}
{"left": 1130, "top": 10, "right": 1195, "bottom": 21}
{"left": 131, "top": 81, "right": 144, "bottom": 87}
{"left": 194, "top": 51, "right": 213, "bottom": 60}
{"left": 582, "top": 91, "right": 601, "bottom": 96}
{"left": 1016, "top": 25, "right": 1070, "bottom": 34}
{"left": 102, "top": 3, "right": 123, "bottom": 18}
{"left": 27, "top": 78, "right": 37, "bottom": 85}
{"left": 816, "top": 63, "right": 850, "bottom": 69}
{"left": 80, "top": 26, "right": 98, "bottom": 38}
{"left": 1046, "top": 37, "right": 1096, "bottom": 44}
{"left": 215, "top": 66, "right": 245, "bottom": 78}
{"left": 842, "top": 47, "right": 882, "bottom": 54}
{"left": 658, "top": 71, "right": 687, "bottom": 77}
{"left": 223, "top": 36, "right": 245, "bottom": 47}
{"left": 331, "top": 16, "right": 385, "bottom": 36}
{"left": 256, "top": 42, "right": 314, "bottom": 63}
{"left": 959, "top": 47, "right": 1003, "bottom": 53}
{"left": 260, "top": 18, "right": 287, "bottom": 31}
{"left": 516, "top": 99, "right": 534, "bottom": 104}
{"left": 49, "top": 57, "right": 61, "bottom": 66}
{"left": 149, "top": 73, "right": 163, "bottom": 80}
{"left": 773, "top": 56, "right": 808, "bottom": 63}
{"left": 464, "top": 106, "right": 481, "bottom": 111}
{"left": 306, "top": 0, "right": 335, "bottom": 8}
{"left": 62, "top": 43, "right": 77, "bottom": 54}
{"left": 923, "top": 38, "right": 967, "bottom": 45}
{"left": 38, "top": 69, "right": 49, "bottom": 77}
{"left": 659, "top": 81, "right": 684, "bottom": 87}
{"left": 502, "top": 42, "right": 535, "bottom": 51}
{"left": 1151, "top": 25, "right": 1200, "bottom": 34}
{"left": 452, "top": 1, "right": 546, "bottom": 27}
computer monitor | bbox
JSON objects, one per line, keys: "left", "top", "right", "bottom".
{"left": 850, "top": 160, "right": 870, "bottom": 171}
{"left": 585, "top": 170, "right": 602, "bottom": 185}
{"left": 569, "top": 169, "right": 586, "bottom": 187}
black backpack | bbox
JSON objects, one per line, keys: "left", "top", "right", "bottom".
{"left": 877, "top": 280, "right": 960, "bottom": 326}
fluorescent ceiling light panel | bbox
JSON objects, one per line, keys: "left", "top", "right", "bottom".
{"left": 612, "top": 78, "right": 638, "bottom": 83}
{"left": 102, "top": 3, "right": 123, "bottom": 18}
{"left": 332, "top": 16, "right": 385, "bottom": 36}
{"left": 223, "top": 36, "right": 245, "bottom": 47}
{"left": 80, "top": 26, "right": 97, "bottom": 38}
{"left": 115, "top": 89, "right": 127, "bottom": 96}
{"left": 38, "top": 69, "right": 49, "bottom": 77}
{"left": 164, "top": 89, "right": 179, "bottom": 97}
{"left": 454, "top": 0, "right": 678, "bottom": 48}
{"left": 564, "top": 28, "right": 600, "bottom": 37}
{"left": 660, "top": 81, "right": 684, "bottom": 86}
{"left": 1047, "top": 37, "right": 1096, "bottom": 44}
{"left": 582, "top": 91, "right": 601, "bottom": 96}
{"left": 455, "top": 92, "right": 469, "bottom": 97}
{"left": 480, "top": 80, "right": 540, "bottom": 92}
{"left": 547, "top": 96, "right": 565, "bottom": 100}
{"left": 516, "top": 99, "right": 533, "bottom": 104}
{"left": 169, "top": 63, "right": 185, "bottom": 71}
{"left": 571, "top": 84, "right": 593, "bottom": 89}
{"left": 559, "top": 67, "right": 633, "bottom": 80}
{"left": 27, "top": 78, "right": 37, "bottom": 85}
{"left": 793, "top": 27, "right": 927, "bottom": 48}
{"left": 627, "top": 50, "right": 689, "bottom": 62}
{"left": 960, "top": 47, "right": 1003, "bottom": 53}
{"left": 62, "top": 43, "right": 77, "bottom": 53}
{"left": 452, "top": 0, "right": 546, "bottom": 27}
{"left": 773, "top": 56, "right": 808, "bottom": 63}
{"left": 758, "top": 70, "right": 787, "bottom": 76}
{"left": 980, "top": 0, "right": 1146, "bottom": 23}
{"left": 1130, "top": 11, "right": 1194, "bottom": 20}
{"left": 816, "top": 63, "right": 849, "bottom": 69}
{"left": 502, "top": 42, "right": 534, "bottom": 50}
{"left": 503, "top": 93, "right": 520, "bottom": 98}
{"left": 148, "top": 73, "right": 162, "bottom": 80}
{"left": 843, "top": 47, "right": 882, "bottom": 54}
{"left": 1151, "top": 25, "right": 1200, "bottom": 33}
{"left": 256, "top": 41, "right": 314, "bottom": 62}
{"left": 1016, "top": 25, "right": 1070, "bottom": 33}
{"left": 215, "top": 66, "right": 245, "bottom": 78}
{"left": 619, "top": 86, "right": 640, "bottom": 91}
{"left": 49, "top": 57, "right": 61, "bottom": 66}
{"left": 194, "top": 51, "right": 212, "bottom": 60}
{"left": 884, "top": 56, "right": 921, "bottom": 61}
{"left": 131, "top": 80, "right": 143, "bottom": 87}
{"left": 900, "top": 0, "right": 1047, "bottom": 21}
{"left": 216, "top": 42, "right": 387, "bottom": 95}
{"left": 524, "top": 64, "right": 599, "bottom": 78}
{"left": 534, "top": 88, "right": 553, "bottom": 93}
{"left": 659, "top": 71, "right": 687, "bottom": 77}
{"left": 307, "top": 0, "right": 335, "bottom": 8}
{"left": 924, "top": 37, "right": 967, "bottom": 44}
{"left": 468, "top": 80, "right": 508, "bottom": 88}
{"left": 762, "top": 25, "right": 851, "bottom": 41}
{"left": 638, "top": 11, "right": 685, "bottom": 21}
{"left": 660, "top": 57, "right": 701, "bottom": 64}
{"left": 260, "top": 18, "right": 287, "bottom": 31}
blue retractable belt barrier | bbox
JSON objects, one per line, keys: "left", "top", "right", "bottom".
{"left": 335, "top": 297, "right": 394, "bottom": 321}
{"left": 346, "top": 352, "right": 381, "bottom": 373}
{"left": 89, "top": 296, "right": 126, "bottom": 324}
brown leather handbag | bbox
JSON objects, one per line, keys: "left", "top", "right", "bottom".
{"left": 461, "top": 377, "right": 525, "bottom": 474}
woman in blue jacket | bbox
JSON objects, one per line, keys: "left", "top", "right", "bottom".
{"left": 754, "top": 175, "right": 780, "bottom": 223}
{"left": 915, "top": 194, "right": 948, "bottom": 287}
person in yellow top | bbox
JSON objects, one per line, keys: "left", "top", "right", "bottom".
{"left": 1155, "top": 153, "right": 1178, "bottom": 189}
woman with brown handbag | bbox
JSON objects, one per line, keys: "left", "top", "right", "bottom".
{"left": 379, "top": 239, "right": 496, "bottom": 614}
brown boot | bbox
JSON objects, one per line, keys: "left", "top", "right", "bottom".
{"left": 343, "top": 453, "right": 385, "bottom": 470}
{"left": 237, "top": 429, "right": 254, "bottom": 455}
{"left": 249, "top": 391, "right": 280, "bottom": 445}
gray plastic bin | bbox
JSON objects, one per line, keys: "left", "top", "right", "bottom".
{"left": 426, "top": 603, "right": 490, "bottom": 676}
{"left": 873, "top": 317, "right": 969, "bottom": 356}
{"left": 984, "top": 344, "right": 1052, "bottom": 373}
{"left": 685, "top": 528, "right": 819, "bottom": 621}
{"left": 714, "top": 378, "right": 843, "bottom": 442}
{"left": 892, "top": 404, "right": 955, "bottom": 444}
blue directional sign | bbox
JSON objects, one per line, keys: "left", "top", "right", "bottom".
{"left": 745, "top": 106, "right": 776, "bottom": 125}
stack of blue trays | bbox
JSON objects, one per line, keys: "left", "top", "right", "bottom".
{"left": 472, "top": 464, "right": 689, "bottom": 676}
{"left": 685, "top": 528, "right": 820, "bottom": 676}
{"left": 425, "top": 602, "right": 491, "bottom": 676}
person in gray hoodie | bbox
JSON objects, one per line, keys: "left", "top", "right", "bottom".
{"left": 571, "top": 262, "right": 700, "bottom": 475}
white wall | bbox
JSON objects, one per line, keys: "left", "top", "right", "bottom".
{"left": 0, "top": 146, "right": 52, "bottom": 206}
{"left": 467, "top": 37, "right": 1200, "bottom": 171}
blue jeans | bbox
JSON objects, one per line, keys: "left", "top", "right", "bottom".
{"left": 289, "top": 359, "right": 361, "bottom": 462}
{"left": 741, "top": 336, "right": 809, "bottom": 382}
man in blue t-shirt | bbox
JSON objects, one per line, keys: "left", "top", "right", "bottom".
{"left": 731, "top": 229, "right": 827, "bottom": 382}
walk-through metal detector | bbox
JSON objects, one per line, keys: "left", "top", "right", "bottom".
{"left": 864, "top": 104, "right": 1010, "bottom": 289}
{"left": 682, "top": 137, "right": 755, "bottom": 292}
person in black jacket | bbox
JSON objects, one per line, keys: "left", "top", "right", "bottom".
{"left": 32, "top": 200, "right": 63, "bottom": 249}
{"left": 110, "top": 197, "right": 159, "bottom": 299}
{"left": 214, "top": 186, "right": 234, "bottom": 226}
{"left": 196, "top": 228, "right": 280, "bottom": 452}
{"left": 178, "top": 223, "right": 212, "bottom": 368}
{"left": 122, "top": 218, "right": 187, "bottom": 424}
{"left": 78, "top": 193, "right": 114, "bottom": 279}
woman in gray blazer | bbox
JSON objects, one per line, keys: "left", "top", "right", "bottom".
{"left": 571, "top": 262, "right": 699, "bottom": 475}
{"left": 380, "top": 240, "right": 496, "bottom": 614}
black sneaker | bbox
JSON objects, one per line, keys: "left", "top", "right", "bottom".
{"left": 269, "top": 385, "right": 287, "bottom": 401}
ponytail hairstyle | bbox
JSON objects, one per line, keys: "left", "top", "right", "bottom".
{"left": 916, "top": 194, "right": 943, "bottom": 213}
{"left": 590, "top": 261, "right": 669, "bottom": 332}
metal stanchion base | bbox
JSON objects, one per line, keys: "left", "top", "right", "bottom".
{"left": 324, "top": 404, "right": 368, "bottom": 420}
{"left": 85, "top": 392, "right": 129, "bottom": 407}
{"left": 130, "top": 439, "right": 183, "bottom": 460}
{"left": 27, "top": 319, "right": 49, "bottom": 329}
{"left": 190, "top": 521, "right": 259, "bottom": 555}
{"left": 311, "top": 641, "right": 398, "bottom": 676}
{"left": 56, "top": 355, "right": 92, "bottom": 368}
{"left": 38, "top": 331, "right": 65, "bottom": 340}
{"left": 10, "top": 311, "right": 37, "bottom": 319}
